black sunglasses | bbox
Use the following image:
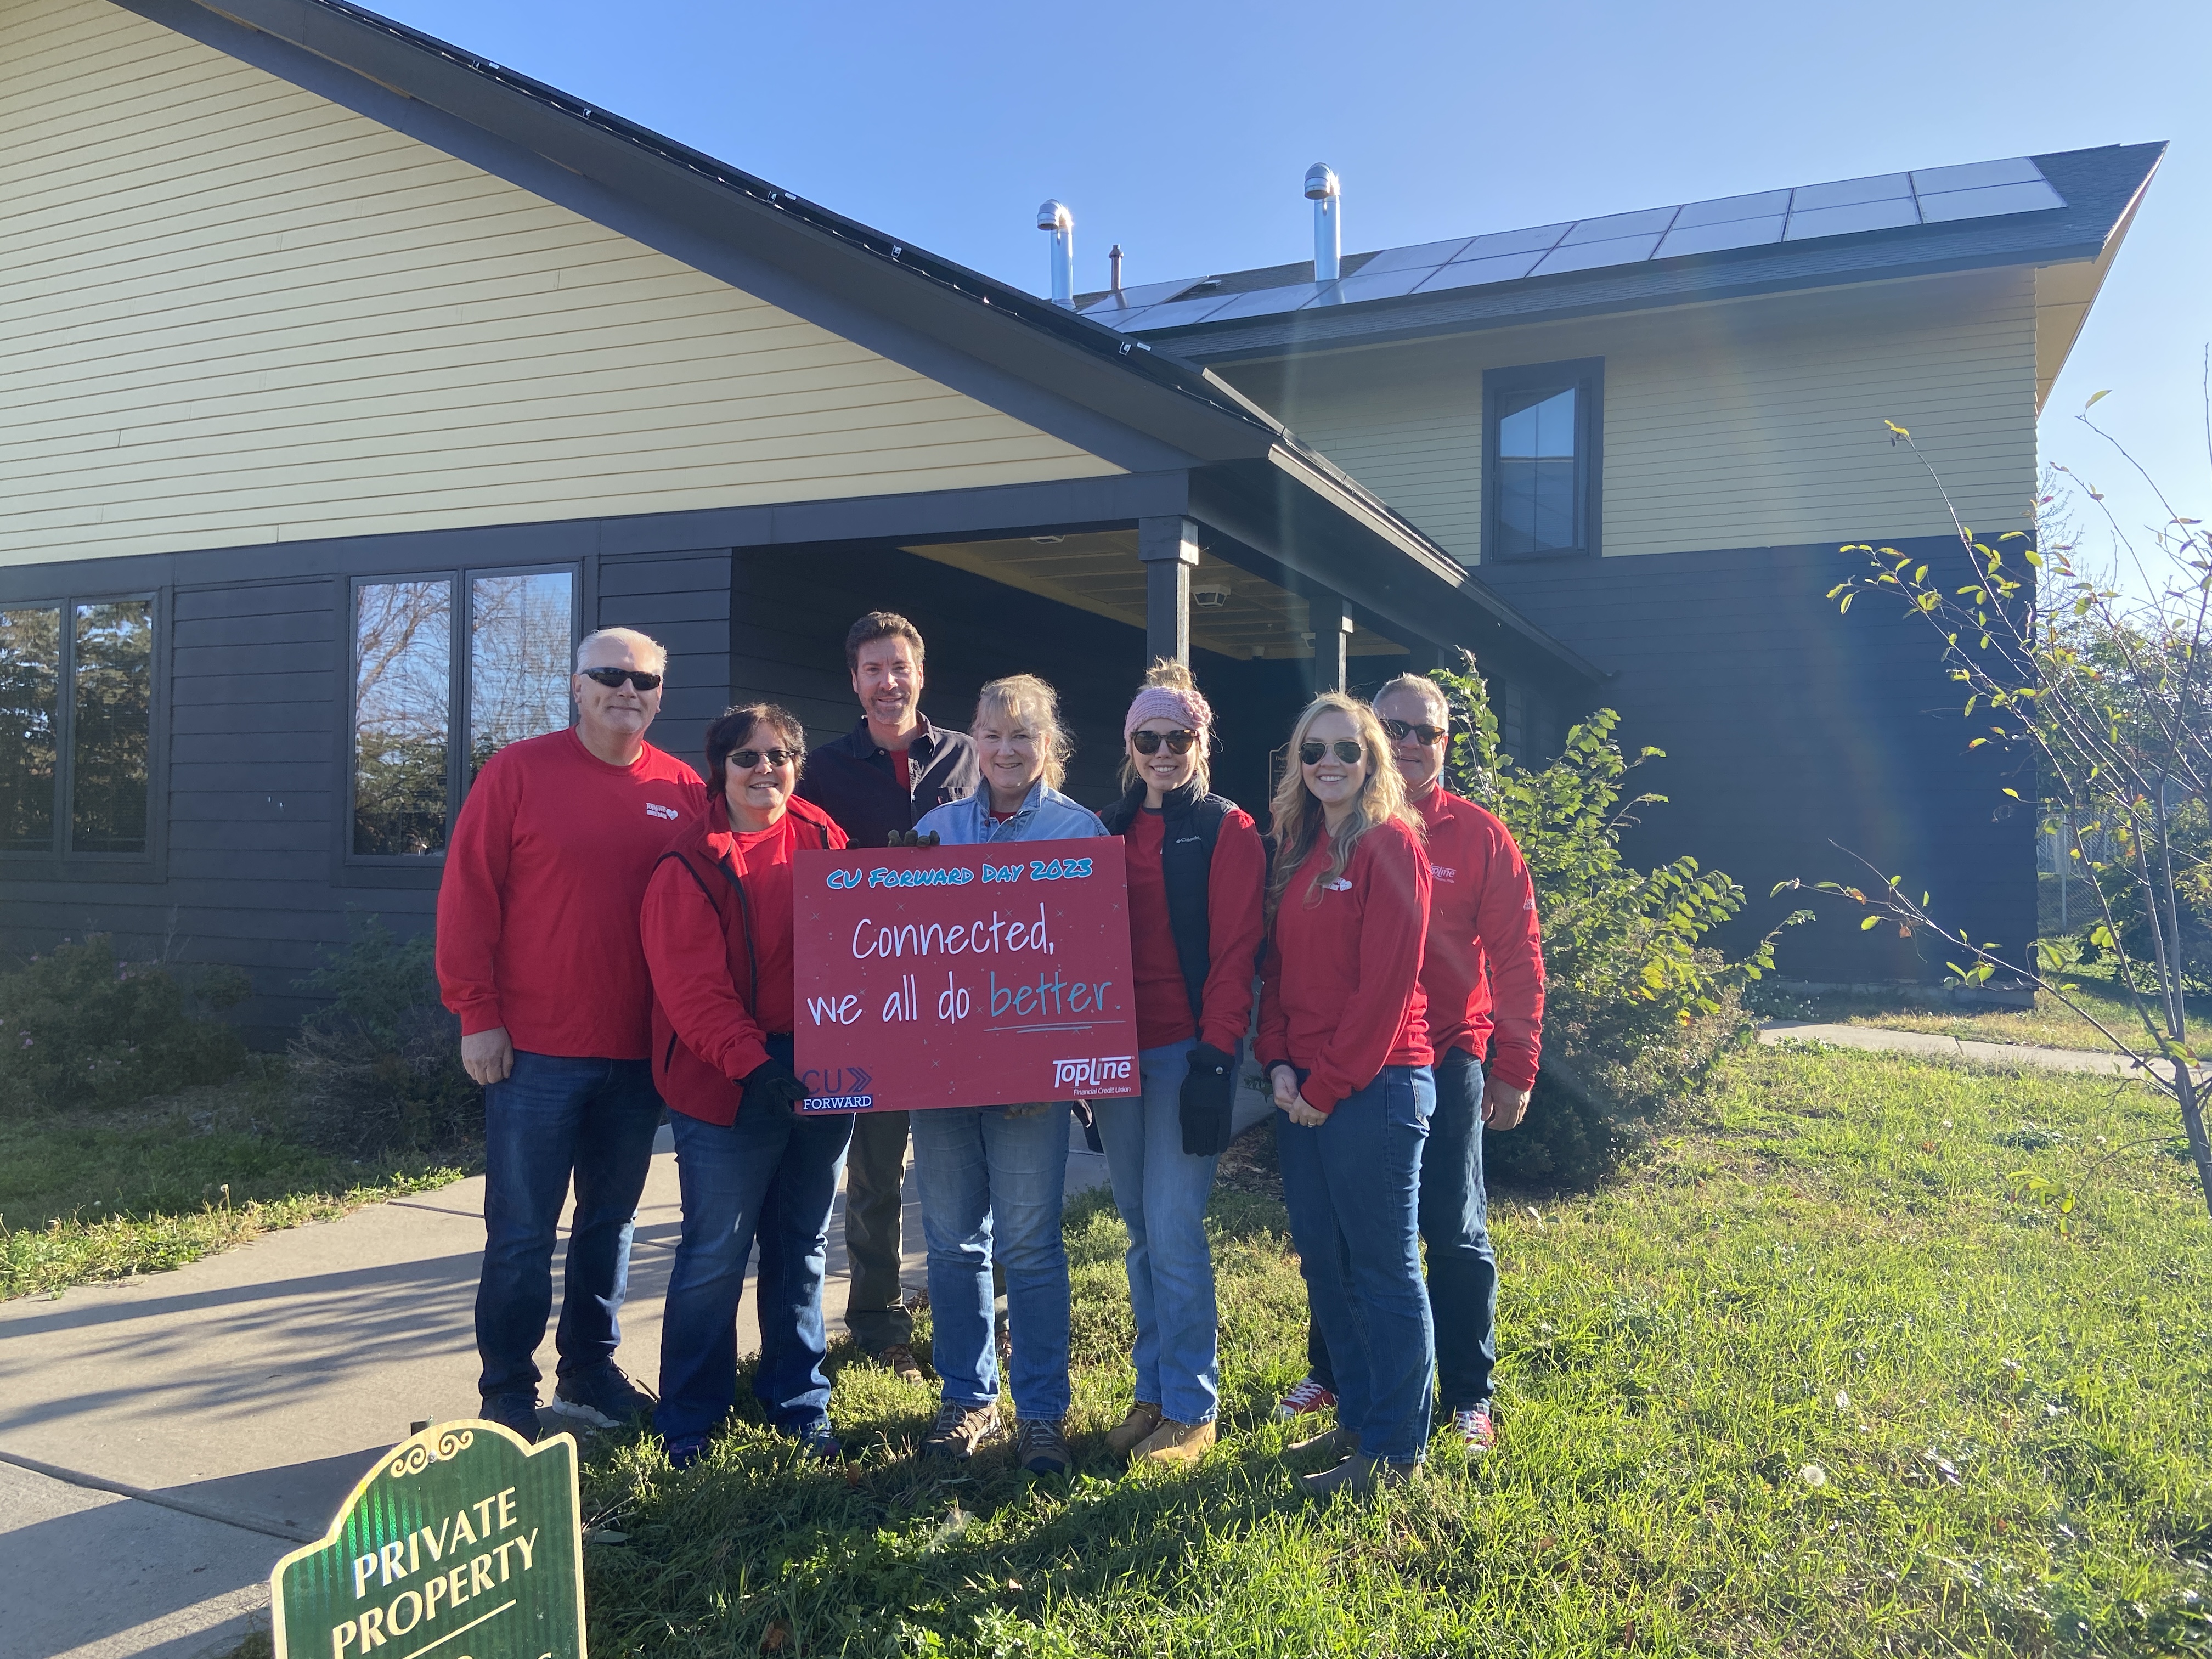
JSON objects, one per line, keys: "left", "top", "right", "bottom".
{"left": 728, "top": 748, "right": 799, "bottom": 771}
{"left": 580, "top": 667, "right": 663, "bottom": 691}
{"left": 1380, "top": 718, "right": 1448, "bottom": 745}
{"left": 1131, "top": 728, "right": 1198, "bottom": 755}
{"left": 1299, "top": 739, "right": 1365, "bottom": 766}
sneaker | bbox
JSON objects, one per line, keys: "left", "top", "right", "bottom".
{"left": 1014, "top": 1417, "right": 1072, "bottom": 1476}
{"left": 787, "top": 1419, "right": 848, "bottom": 1462}
{"left": 479, "top": 1392, "right": 541, "bottom": 1445}
{"left": 550, "top": 1362, "right": 656, "bottom": 1428}
{"left": 1298, "top": 1452, "right": 1418, "bottom": 1502}
{"left": 1135, "top": 1418, "right": 1214, "bottom": 1468}
{"left": 664, "top": 1434, "right": 710, "bottom": 1470}
{"left": 1274, "top": 1376, "right": 1336, "bottom": 1421}
{"left": 921, "top": 1400, "right": 1003, "bottom": 1460}
{"left": 876, "top": 1344, "right": 928, "bottom": 1386}
{"left": 1450, "top": 1403, "right": 1496, "bottom": 1456}
{"left": 1105, "top": 1402, "right": 1164, "bottom": 1458}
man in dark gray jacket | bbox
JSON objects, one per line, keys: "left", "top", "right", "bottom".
{"left": 795, "top": 612, "right": 978, "bottom": 1380}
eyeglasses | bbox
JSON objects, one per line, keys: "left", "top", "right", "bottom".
{"left": 1380, "top": 718, "right": 1448, "bottom": 745}
{"left": 728, "top": 748, "right": 799, "bottom": 771}
{"left": 580, "top": 667, "right": 663, "bottom": 691}
{"left": 1299, "top": 739, "right": 1365, "bottom": 766}
{"left": 1130, "top": 728, "right": 1198, "bottom": 755}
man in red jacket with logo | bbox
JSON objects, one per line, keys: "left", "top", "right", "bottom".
{"left": 437, "top": 625, "right": 704, "bottom": 1444}
{"left": 1277, "top": 671, "right": 1544, "bottom": 1456}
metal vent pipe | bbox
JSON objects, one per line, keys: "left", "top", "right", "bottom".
{"left": 1037, "top": 200, "right": 1075, "bottom": 307}
{"left": 1304, "top": 163, "right": 1340, "bottom": 281}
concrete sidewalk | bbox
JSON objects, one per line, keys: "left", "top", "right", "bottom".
{"left": 1757, "top": 1019, "right": 2187, "bottom": 1081}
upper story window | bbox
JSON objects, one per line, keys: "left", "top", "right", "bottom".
{"left": 0, "top": 595, "right": 155, "bottom": 859}
{"left": 1484, "top": 358, "right": 1603, "bottom": 561}
{"left": 351, "top": 568, "right": 577, "bottom": 860}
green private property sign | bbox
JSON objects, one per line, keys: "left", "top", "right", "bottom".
{"left": 271, "top": 1421, "right": 586, "bottom": 1659}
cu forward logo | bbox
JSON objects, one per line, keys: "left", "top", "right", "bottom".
{"left": 645, "top": 802, "right": 682, "bottom": 821}
{"left": 1052, "top": 1054, "right": 1134, "bottom": 1092}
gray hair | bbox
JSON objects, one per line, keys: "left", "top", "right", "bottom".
{"left": 1373, "top": 672, "right": 1448, "bottom": 721}
{"left": 575, "top": 627, "right": 668, "bottom": 675}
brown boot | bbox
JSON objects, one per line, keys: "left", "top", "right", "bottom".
{"left": 1290, "top": 1423, "right": 1359, "bottom": 1460}
{"left": 1105, "top": 1402, "right": 1164, "bottom": 1457}
{"left": 1135, "top": 1418, "right": 1215, "bottom": 1467}
{"left": 1297, "top": 1453, "right": 1417, "bottom": 1502}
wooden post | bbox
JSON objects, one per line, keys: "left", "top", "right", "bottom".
{"left": 1309, "top": 593, "right": 1353, "bottom": 693}
{"left": 1138, "top": 516, "right": 1199, "bottom": 667}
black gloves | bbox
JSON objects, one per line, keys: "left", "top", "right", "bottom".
{"left": 1179, "top": 1042, "right": 1237, "bottom": 1156}
{"left": 886, "top": 829, "right": 941, "bottom": 847}
{"left": 739, "top": 1055, "right": 809, "bottom": 1120}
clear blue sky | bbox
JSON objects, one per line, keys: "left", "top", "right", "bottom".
{"left": 379, "top": 0, "right": 2209, "bottom": 563}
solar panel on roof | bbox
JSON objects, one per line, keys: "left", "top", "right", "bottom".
{"left": 1558, "top": 206, "right": 1678, "bottom": 245}
{"left": 1784, "top": 197, "right": 1917, "bottom": 240}
{"left": 1414, "top": 250, "right": 1548, "bottom": 292}
{"left": 1655, "top": 215, "right": 1785, "bottom": 258}
{"left": 1355, "top": 236, "right": 1476, "bottom": 275}
{"left": 1916, "top": 178, "right": 2066, "bottom": 221}
{"left": 1532, "top": 233, "right": 1666, "bottom": 275}
{"left": 1671, "top": 189, "right": 1791, "bottom": 228}
{"left": 1791, "top": 172, "right": 1913, "bottom": 212}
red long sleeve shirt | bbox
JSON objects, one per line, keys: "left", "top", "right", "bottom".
{"left": 1411, "top": 785, "right": 1546, "bottom": 1090}
{"left": 435, "top": 728, "right": 704, "bottom": 1058}
{"left": 1124, "top": 806, "right": 1269, "bottom": 1052}
{"left": 640, "top": 796, "right": 846, "bottom": 1124}
{"left": 1257, "top": 817, "right": 1433, "bottom": 1114}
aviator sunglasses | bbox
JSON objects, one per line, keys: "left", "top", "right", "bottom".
{"left": 1299, "top": 739, "right": 1365, "bottom": 766}
{"left": 580, "top": 667, "right": 663, "bottom": 691}
{"left": 1130, "top": 727, "right": 1198, "bottom": 755}
{"left": 729, "top": 747, "right": 800, "bottom": 770}
{"left": 1380, "top": 717, "right": 1448, "bottom": 745}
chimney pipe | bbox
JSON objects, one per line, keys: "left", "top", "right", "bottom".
{"left": 1037, "top": 200, "right": 1075, "bottom": 307}
{"left": 1304, "top": 163, "right": 1340, "bottom": 282}
{"left": 1109, "top": 244, "right": 1124, "bottom": 295}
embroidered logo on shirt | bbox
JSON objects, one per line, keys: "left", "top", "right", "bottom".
{"left": 1430, "top": 864, "right": 1458, "bottom": 881}
{"left": 1324, "top": 877, "right": 1353, "bottom": 892}
{"left": 646, "top": 802, "right": 681, "bottom": 821}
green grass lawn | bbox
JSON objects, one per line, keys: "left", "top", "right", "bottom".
{"left": 0, "top": 1059, "right": 470, "bottom": 1299}
{"left": 1753, "top": 964, "right": 2211, "bottom": 1057}
{"left": 574, "top": 1044, "right": 2211, "bottom": 1657}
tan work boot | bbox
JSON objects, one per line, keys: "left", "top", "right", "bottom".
{"left": 921, "top": 1400, "right": 1003, "bottom": 1460}
{"left": 1106, "top": 1402, "right": 1165, "bottom": 1458}
{"left": 1135, "top": 1418, "right": 1215, "bottom": 1466}
{"left": 876, "top": 1343, "right": 928, "bottom": 1386}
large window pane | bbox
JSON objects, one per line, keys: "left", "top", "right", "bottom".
{"left": 469, "top": 572, "right": 574, "bottom": 779}
{"left": 1495, "top": 386, "right": 1579, "bottom": 556}
{"left": 0, "top": 606, "right": 61, "bottom": 853}
{"left": 70, "top": 599, "right": 153, "bottom": 854}
{"left": 354, "top": 579, "right": 453, "bottom": 856}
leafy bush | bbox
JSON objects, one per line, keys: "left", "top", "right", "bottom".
{"left": 1428, "top": 663, "right": 1796, "bottom": 1187}
{"left": 288, "top": 915, "right": 480, "bottom": 1158}
{"left": 0, "top": 935, "right": 250, "bottom": 1116}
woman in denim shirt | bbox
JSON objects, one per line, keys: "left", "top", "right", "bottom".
{"left": 910, "top": 674, "right": 1106, "bottom": 1475}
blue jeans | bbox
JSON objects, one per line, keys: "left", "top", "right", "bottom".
{"left": 1093, "top": 1039, "right": 1224, "bottom": 1425}
{"left": 1307, "top": 1049, "right": 1498, "bottom": 1410}
{"left": 476, "top": 1051, "right": 664, "bottom": 1400}
{"left": 654, "top": 1048, "right": 855, "bottom": 1443}
{"left": 909, "top": 1103, "right": 1073, "bottom": 1422}
{"left": 1276, "top": 1065, "right": 1436, "bottom": 1464}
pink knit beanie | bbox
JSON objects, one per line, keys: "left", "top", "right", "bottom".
{"left": 1123, "top": 683, "right": 1214, "bottom": 741}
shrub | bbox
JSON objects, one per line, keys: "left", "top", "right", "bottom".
{"left": 0, "top": 935, "right": 250, "bottom": 1116}
{"left": 1428, "top": 663, "right": 1795, "bottom": 1187}
{"left": 288, "top": 915, "right": 481, "bottom": 1158}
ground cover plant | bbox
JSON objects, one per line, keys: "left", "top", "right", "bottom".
{"left": 574, "top": 1044, "right": 2210, "bottom": 1657}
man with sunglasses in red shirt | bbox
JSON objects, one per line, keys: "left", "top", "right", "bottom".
{"left": 1276, "top": 671, "right": 1544, "bottom": 1458}
{"left": 438, "top": 626, "right": 705, "bottom": 1444}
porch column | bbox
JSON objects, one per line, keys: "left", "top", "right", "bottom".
{"left": 1138, "top": 515, "right": 1200, "bottom": 667}
{"left": 1309, "top": 593, "right": 1353, "bottom": 694}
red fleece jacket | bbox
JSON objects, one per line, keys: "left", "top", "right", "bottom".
{"left": 1257, "top": 817, "right": 1433, "bottom": 1114}
{"left": 436, "top": 729, "right": 704, "bottom": 1058}
{"left": 1411, "top": 785, "right": 1545, "bottom": 1090}
{"left": 1124, "top": 806, "right": 1269, "bottom": 1052}
{"left": 640, "top": 795, "right": 846, "bottom": 1125}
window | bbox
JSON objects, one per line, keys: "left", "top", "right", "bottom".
{"left": 1483, "top": 358, "right": 1602, "bottom": 560}
{"left": 0, "top": 596, "right": 155, "bottom": 859}
{"left": 350, "top": 568, "right": 578, "bottom": 859}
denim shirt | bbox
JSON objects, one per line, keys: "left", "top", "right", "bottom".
{"left": 913, "top": 777, "right": 1107, "bottom": 847}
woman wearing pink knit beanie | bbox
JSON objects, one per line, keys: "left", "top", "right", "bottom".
{"left": 1093, "top": 661, "right": 1268, "bottom": 1467}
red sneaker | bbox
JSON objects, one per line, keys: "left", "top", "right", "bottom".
{"left": 1449, "top": 1403, "right": 1496, "bottom": 1455}
{"left": 1274, "top": 1376, "right": 1337, "bottom": 1421}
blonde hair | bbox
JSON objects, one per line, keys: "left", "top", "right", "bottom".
{"left": 1267, "top": 693, "right": 1419, "bottom": 918}
{"left": 1118, "top": 659, "right": 1214, "bottom": 796}
{"left": 973, "top": 673, "right": 1074, "bottom": 791}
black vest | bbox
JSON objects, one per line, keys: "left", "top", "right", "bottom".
{"left": 1100, "top": 781, "right": 1243, "bottom": 1023}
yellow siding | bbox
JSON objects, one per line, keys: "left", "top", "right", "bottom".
{"left": 1221, "top": 268, "right": 2042, "bottom": 561}
{"left": 0, "top": 0, "right": 1120, "bottom": 568}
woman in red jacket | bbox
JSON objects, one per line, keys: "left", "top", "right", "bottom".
{"left": 1258, "top": 692, "right": 1436, "bottom": 1498}
{"left": 1093, "top": 661, "right": 1267, "bottom": 1467}
{"left": 640, "top": 703, "right": 852, "bottom": 1468}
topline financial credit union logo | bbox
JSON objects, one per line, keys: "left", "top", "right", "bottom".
{"left": 1052, "top": 1054, "right": 1133, "bottom": 1092}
